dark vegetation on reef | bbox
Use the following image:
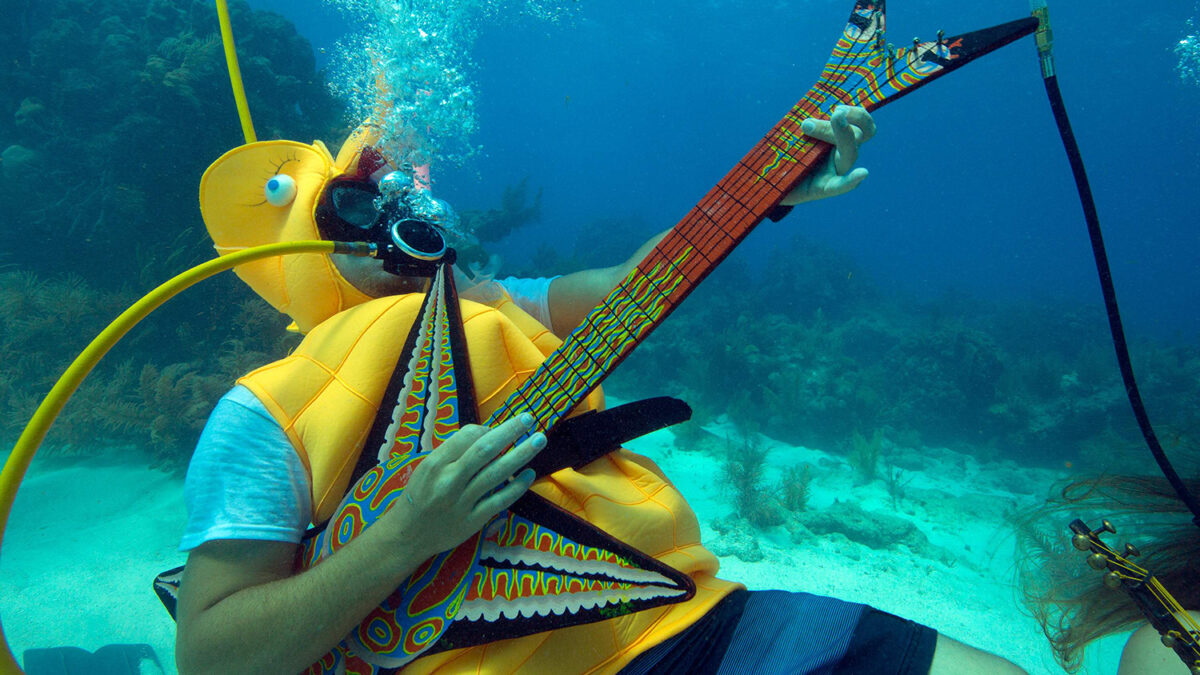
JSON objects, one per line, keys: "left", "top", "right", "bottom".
{"left": 1, "top": 0, "right": 348, "bottom": 280}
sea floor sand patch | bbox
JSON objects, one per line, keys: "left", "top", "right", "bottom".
{"left": 621, "top": 413, "right": 1132, "bottom": 675}
{"left": 0, "top": 423, "right": 1133, "bottom": 674}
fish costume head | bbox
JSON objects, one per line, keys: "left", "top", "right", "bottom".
{"left": 199, "top": 124, "right": 397, "bottom": 333}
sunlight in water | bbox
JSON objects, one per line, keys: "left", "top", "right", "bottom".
{"left": 323, "top": 0, "right": 578, "bottom": 170}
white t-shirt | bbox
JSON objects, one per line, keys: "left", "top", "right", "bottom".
{"left": 180, "top": 276, "right": 557, "bottom": 552}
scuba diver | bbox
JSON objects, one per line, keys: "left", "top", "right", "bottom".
{"left": 168, "top": 107, "right": 1026, "bottom": 674}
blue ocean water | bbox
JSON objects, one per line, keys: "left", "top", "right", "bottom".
{"left": 1, "top": 1, "right": 1197, "bottom": 673}
{"left": 253, "top": 0, "right": 1199, "bottom": 340}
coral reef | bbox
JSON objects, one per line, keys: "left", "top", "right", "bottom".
{"left": 882, "top": 457, "right": 913, "bottom": 510}
{"left": 1, "top": 0, "right": 346, "bottom": 284}
{"left": 0, "top": 269, "right": 299, "bottom": 466}
{"left": 721, "top": 434, "right": 785, "bottom": 528}
{"left": 848, "top": 429, "right": 883, "bottom": 484}
{"left": 604, "top": 231, "right": 1198, "bottom": 473}
{"left": 778, "top": 464, "right": 813, "bottom": 513}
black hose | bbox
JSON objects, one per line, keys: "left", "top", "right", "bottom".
{"left": 1040, "top": 73, "right": 1200, "bottom": 529}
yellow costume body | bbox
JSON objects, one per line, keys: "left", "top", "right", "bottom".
{"left": 199, "top": 126, "right": 738, "bottom": 672}
{"left": 236, "top": 292, "right": 740, "bottom": 673}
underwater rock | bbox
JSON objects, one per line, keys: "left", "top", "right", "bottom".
{"left": 1, "top": 145, "right": 40, "bottom": 180}
{"left": 709, "top": 516, "right": 765, "bottom": 563}
{"left": 794, "top": 500, "right": 931, "bottom": 555}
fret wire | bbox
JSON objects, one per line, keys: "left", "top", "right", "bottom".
{"left": 728, "top": 159, "right": 781, "bottom": 211}
{"left": 700, "top": 178, "right": 748, "bottom": 220}
{"left": 529, "top": 366, "right": 584, "bottom": 415}
{"left": 686, "top": 194, "right": 739, "bottom": 243}
{"left": 509, "top": 385, "right": 542, "bottom": 421}
{"left": 683, "top": 210, "right": 738, "bottom": 259}
{"left": 487, "top": 401, "right": 514, "bottom": 426}
{"left": 544, "top": 340, "right": 601, "bottom": 393}
{"left": 616, "top": 264, "right": 673, "bottom": 314}
{"left": 577, "top": 310, "right": 628, "bottom": 360}
{"left": 736, "top": 160, "right": 788, "bottom": 212}
{"left": 558, "top": 335, "right": 605, "bottom": 375}
{"left": 689, "top": 188, "right": 731, "bottom": 232}
{"left": 644, "top": 251, "right": 699, "bottom": 306}
{"left": 571, "top": 307, "right": 628, "bottom": 369}
{"left": 759, "top": 131, "right": 803, "bottom": 168}
{"left": 725, "top": 153, "right": 786, "bottom": 198}
{"left": 555, "top": 356, "right": 601, "bottom": 400}
{"left": 658, "top": 223, "right": 702, "bottom": 258}
{"left": 628, "top": 259, "right": 691, "bottom": 319}
{"left": 598, "top": 281, "right": 654, "bottom": 330}
{"left": 593, "top": 292, "right": 644, "bottom": 346}
{"left": 696, "top": 197, "right": 753, "bottom": 246}
{"left": 662, "top": 223, "right": 705, "bottom": 260}
{"left": 707, "top": 185, "right": 753, "bottom": 221}
{"left": 653, "top": 229, "right": 713, "bottom": 269}
{"left": 724, "top": 153, "right": 782, "bottom": 204}
{"left": 667, "top": 220, "right": 720, "bottom": 265}
{"left": 532, "top": 335, "right": 603, "bottom": 401}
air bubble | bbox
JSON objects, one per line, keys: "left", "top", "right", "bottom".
{"left": 323, "top": 0, "right": 579, "bottom": 169}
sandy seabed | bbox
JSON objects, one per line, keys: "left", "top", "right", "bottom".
{"left": 0, "top": 417, "right": 1133, "bottom": 674}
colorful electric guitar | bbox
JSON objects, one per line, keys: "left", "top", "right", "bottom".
{"left": 1070, "top": 519, "right": 1200, "bottom": 674}
{"left": 213, "top": 3, "right": 1044, "bottom": 672}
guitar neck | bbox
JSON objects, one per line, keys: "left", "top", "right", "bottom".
{"left": 484, "top": 2, "right": 1039, "bottom": 433}
{"left": 487, "top": 114, "right": 830, "bottom": 432}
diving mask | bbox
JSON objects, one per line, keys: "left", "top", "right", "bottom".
{"left": 315, "top": 171, "right": 458, "bottom": 276}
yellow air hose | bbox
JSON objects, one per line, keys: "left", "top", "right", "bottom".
{"left": 216, "top": 0, "right": 257, "bottom": 144}
{"left": 0, "top": 240, "right": 371, "bottom": 673}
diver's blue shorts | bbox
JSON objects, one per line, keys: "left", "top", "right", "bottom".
{"left": 619, "top": 589, "right": 938, "bottom": 675}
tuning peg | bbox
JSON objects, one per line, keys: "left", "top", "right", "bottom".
{"left": 1094, "top": 520, "right": 1116, "bottom": 536}
{"left": 1163, "top": 631, "right": 1179, "bottom": 648}
{"left": 1072, "top": 533, "right": 1092, "bottom": 551}
{"left": 1088, "top": 553, "right": 1108, "bottom": 571}
{"left": 1103, "top": 571, "right": 1122, "bottom": 589}
{"left": 936, "top": 29, "right": 945, "bottom": 45}
{"left": 914, "top": 37, "right": 922, "bottom": 48}
{"left": 1123, "top": 543, "right": 1141, "bottom": 558}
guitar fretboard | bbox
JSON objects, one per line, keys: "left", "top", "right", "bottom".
{"left": 486, "top": 2, "right": 1039, "bottom": 435}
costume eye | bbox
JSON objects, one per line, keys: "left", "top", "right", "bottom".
{"left": 264, "top": 174, "right": 297, "bottom": 207}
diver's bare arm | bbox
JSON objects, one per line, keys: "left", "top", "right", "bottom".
{"left": 175, "top": 506, "right": 432, "bottom": 675}
{"left": 545, "top": 230, "right": 669, "bottom": 337}
{"left": 175, "top": 418, "right": 545, "bottom": 675}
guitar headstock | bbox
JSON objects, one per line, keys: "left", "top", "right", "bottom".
{"left": 1069, "top": 518, "right": 1149, "bottom": 589}
{"left": 1070, "top": 519, "right": 1200, "bottom": 674}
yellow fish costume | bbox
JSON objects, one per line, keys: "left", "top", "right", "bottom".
{"left": 190, "top": 127, "right": 740, "bottom": 673}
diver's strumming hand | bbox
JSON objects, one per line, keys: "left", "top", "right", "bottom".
{"left": 781, "top": 105, "right": 876, "bottom": 205}
{"left": 391, "top": 414, "right": 547, "bottom": 558}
